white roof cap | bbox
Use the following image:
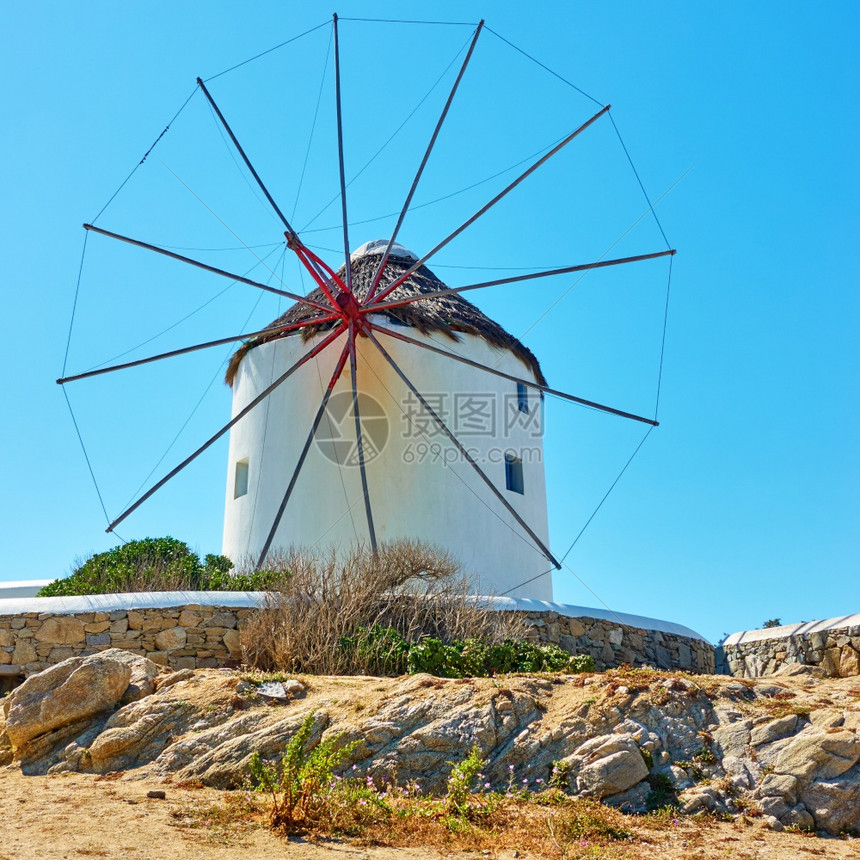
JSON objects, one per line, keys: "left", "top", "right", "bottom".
{"left": 351, "top": 239, "right": 418, "bottom": 262}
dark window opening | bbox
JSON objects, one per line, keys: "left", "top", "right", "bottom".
{"left": 505, "top": 453, "right": 524, "bottom": 494}
{"left": 517, "top": 382, "right": 529, "bottom": 414}
{"left": 234, "top": 459, "right": 249, "bottom": 499}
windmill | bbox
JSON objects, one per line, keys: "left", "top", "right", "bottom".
{"left": 57, "top": 15, "right": 673, "bottom": 600}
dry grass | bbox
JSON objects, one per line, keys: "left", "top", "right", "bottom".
{"left": 175, "top": 786, "right": 835, "bottom": 860}
{"left": 241, "top": 540, "right": 526, "bottom": 675}
{"left": 176, "top": 787, "right": 638, "bottom": 858}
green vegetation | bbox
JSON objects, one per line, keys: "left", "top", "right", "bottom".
{"left": 38, "top": 537, "right": 286, "bottom": 597}
{"left": 445, "top": 745, "right": 487, "bottom": 816}
{"left": 249, "top": 712, "right": 362, "bottom": 833}
{"left": 245, "top": 727, "right": 632, "bottom": 852}
{"left": 338, "top": 624, "right": 596, "bottom": 678}
{"left": 762, "top": 618, "right": 782, "bottom": 628}
{"left": 645, "top": 772, "right": 679, "bottom": 812}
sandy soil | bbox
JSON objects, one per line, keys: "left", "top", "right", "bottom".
{"left": 1, "top": 767, "right": 856, "bottom": 860}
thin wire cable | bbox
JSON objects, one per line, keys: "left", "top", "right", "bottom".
{"left": 62, "top": 232, "right": 89, "bottom": 377}
{"left": 299, "top": 34, "right": 473, "bottom": 232}
{"left": 516, "top": 165, "right": 691, "bottom": 342}
{"left": 496, "top": 426, "right": 659, "bottom": 663}
{"left": 484, "top": 25, "right": 670, "bottom": 249}
{"left": 654, "top": 254, "right": 673, "bottom": 421}
{"left": 203, "top": 21, "right": 329, "bottom": 82}
{"left": 245, "top": 253, "right": 288, "bottom": 557}
{"left": 361, "top": 356, "right": 544, "bottom": 557}
{"left": 158, "top": 241, "right": 282, "bottom": 252}
{"left": 159, "top": 160, "right": 292, "bottom": 288}
{"left": 302, "top": 133, "right": 562, "bottom": 234}
{"left": 608, "top": 113, "right": 670, "bottom": 249}
{"left": 81, "top": 244, "right": 283, "bottom": 373}
{"left": 292, "top": 28, "right": 333, "bottom": 220}
{"left": 485, "top": 26, "right": 603, "bottom": 107}
{"left": 61, "top": 387, "right": 111, "bottom": 526}
{"left": 120, "top": 255, "right": 279, "bottom": 510}
{"left": 204, "top": 98, "right": 279, "bottom": 225}
{"left": 497, "top": 566, "right": 554, "bottom": 597}
{"left": 91, "top": 88, "right": 197, "bottom": 224}
{"left": 560, "top": 425, "right": 654, "bottom": 565}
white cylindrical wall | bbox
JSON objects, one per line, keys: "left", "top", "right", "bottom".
{"left": 222, "top": 319, "right": 553, "bottom": 600}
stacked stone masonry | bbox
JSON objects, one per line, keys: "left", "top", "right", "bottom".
{"left": 0, "top": 603, "right": 714, "bottom": 679}
{"left": 0, "top": 605, "right": 247, "bottom": 679}
{"left": 718, "top": 623, "right": 860, "bottom": 678}
{"left": 522, "top": 611, "right": 714, "bottom": 674}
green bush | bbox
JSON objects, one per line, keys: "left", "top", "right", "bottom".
{"left": 338, "top": 626, "right": 410, "bottom": 676}
{"left": 340, "top": 626, "right": 595, "bottom": 678}
{"left": 38, "top": 537, "right": 280, "bottom": 596}
{"left": 406, "top": 635, "right": 594, "bottom": 678}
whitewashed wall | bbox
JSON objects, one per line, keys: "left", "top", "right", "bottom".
{"left": 222, "top": 319, "right": 553, "bottom": 600}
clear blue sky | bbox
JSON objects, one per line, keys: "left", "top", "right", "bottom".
{"left": 1, "top": 2, "right": 857, "bottom": 643}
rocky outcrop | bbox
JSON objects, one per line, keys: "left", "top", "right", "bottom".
{"left": 1, "top": 654, "right": 858, "bottom": 835}
{"left": 3, "top": 651, "right": 132, "bottom": 747}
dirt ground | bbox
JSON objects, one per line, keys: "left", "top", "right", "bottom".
{"left": 1, "top": 767, "right": 857, "bottom": 860}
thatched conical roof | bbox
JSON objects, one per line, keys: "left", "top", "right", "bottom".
{"left": 226, "top": 242, "right": 545, "bottom": 386}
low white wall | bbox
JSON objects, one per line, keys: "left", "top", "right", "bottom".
{"left": 0, "top": 580, "right": 54, "bottom": 600}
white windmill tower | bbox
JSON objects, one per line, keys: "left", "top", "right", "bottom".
{"left": 222, "top": 239, "right": 555, "bottom": 599}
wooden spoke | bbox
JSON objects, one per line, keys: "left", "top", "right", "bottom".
{"left": 370, "top": 104, "right": 611, "bottom": 305}
{"left": 364, "top": 249, "right": 676, "bottom": 312}
{"left": 57, "top": 315, "right": 339, "bottom": 385}
{"left": 365, "top": 328, "right": 560, "bottom": 569}
{"left": 256, "top": 337, "right": 351, "bottom": 568}
{"left": 332, "top": 14, "right": 354, "bottom": 296}
{"left": 107, "top": 324, "right": 347, "bottom": 533}
{"left": 368, "top": 322, "right": 658, "bottom": 426}
{"left": 83, "top": 224, "right": 331, "bottom": 312}
{"left": 349, "top": 323, "right": 378, "bottom": 550}
{"left": 365, "top": 19, "right": 485, "bottom": 302}
{"left": 197, "top": 77, "right": 299, "bottom": 240}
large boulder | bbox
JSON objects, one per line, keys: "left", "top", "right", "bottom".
{"left": 773, "top": 729, "right": 860, "bottom": 779}
{"left": 565, "top": 733, "right": 649, "bottom": 798}
{"left": 800, "top": 765, "right": 860, "bottom": 834}
{"left": 2, "top": 649, "right": 158, "bottom": 749}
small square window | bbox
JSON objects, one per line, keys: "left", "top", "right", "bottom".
{"left": 505, "top": 453, "right": 524, "bottom": 494}
{"left": 234, "top": 459, "right": 249, "bottom": 499}
{"left": 516, "top": 382, "right": 529, "bottom": 414}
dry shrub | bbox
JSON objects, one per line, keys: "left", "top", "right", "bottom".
{"left": 240, "top": 540, "right": 525, "bottom": 675}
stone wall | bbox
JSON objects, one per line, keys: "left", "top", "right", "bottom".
{"left": 717, "top": 616, "right": 860, "bottom": 678}
{"left": 0, "top": 604, "right": 247, "bottom": 683}
{"left": 0, "top": 594, "right": 714, "bottom": 683}
{"left": 522, "top": 611, "right": 714, "bottom": 673}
